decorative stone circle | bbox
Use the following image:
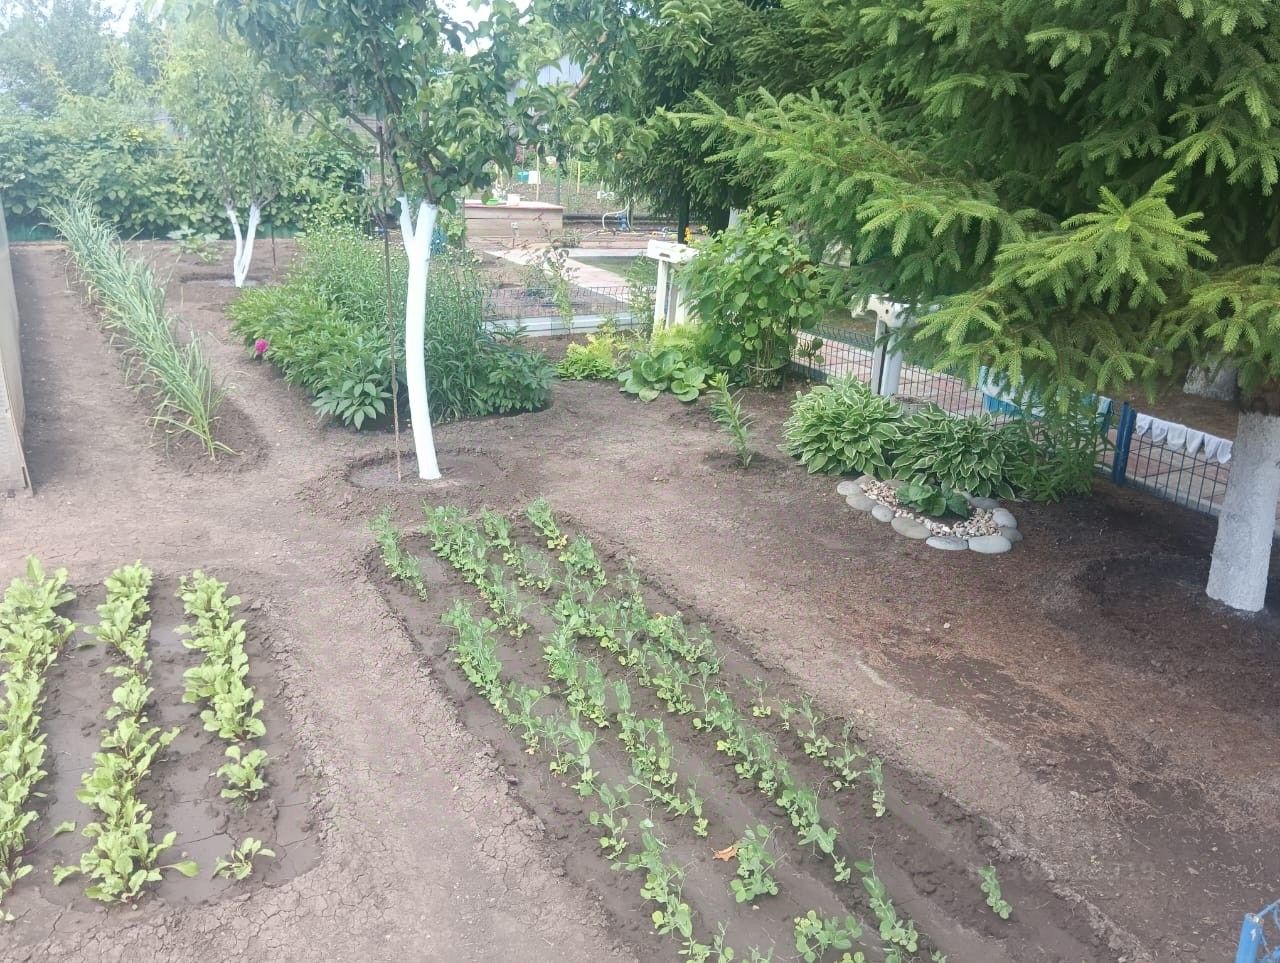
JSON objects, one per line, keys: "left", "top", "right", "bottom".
{"left": 838, "top": 477, "right": 1021, "bottom": 553}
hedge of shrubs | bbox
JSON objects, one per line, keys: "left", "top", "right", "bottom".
{"left": 228, "top": 229, "right": 552, "bottom": 429}
{"left": 783, "top": 378, "right": 1100, "bottom": 502}
{"left": 0, "top": 100, "right": 364, "bottom": 238}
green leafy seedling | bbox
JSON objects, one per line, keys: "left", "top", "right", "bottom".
{"left": 214, "top": 837, "right": 275, "bottom": 881}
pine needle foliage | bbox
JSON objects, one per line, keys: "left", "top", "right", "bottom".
{"left": 685, "top": 0, "right": 1280, "bottom": 409}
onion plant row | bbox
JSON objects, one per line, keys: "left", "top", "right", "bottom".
{"left": 45, "top": 198, "right": 229, "bottom": 457}
{"left": 178, "top": 572, "right": 268, "bottom": 800}
{"left": 410, "top": 501, "right": 944, "bottom": 962}
{"left": 0, "top": 558, "right": 76, "bottom": 919}
{"left": 55, "top": 564, "right": 198, "bottom": 902}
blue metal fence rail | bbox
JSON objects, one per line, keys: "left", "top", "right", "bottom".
{"left": 791, "top": 324, "right": 1239, "bottom": 519}
{"left": 1236, "top": 900, "right": 1280, "bottom": 963}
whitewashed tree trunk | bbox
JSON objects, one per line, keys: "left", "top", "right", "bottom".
{"left": 399, "top": 197, "right": 441, "bottom": 481}
{"left": 1206, "top": 411, "right": 1280, "bottom": 612}
{"left": 226, "top": 202, "right": 261, "bottom": 288}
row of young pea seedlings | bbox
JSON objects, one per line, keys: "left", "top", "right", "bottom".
{"left": 511, "top": 500, "right": 939, "bottom": 963}
{"left": 418, "top": 503, "right": 917, "bottom": 962}
{"left": 400, "top": 510, "right": 769, "bottom": 960}
{"left": 423, "top": 509, "right": 717, "bottom": 844}
{"left": 439, "top": 598, "right": 763, "bottom": 961}
{"left": 0, "top": 558, "right": 77, "bottom": 920}
{"left": 52, "top": 564, "right": 200, "bottom": 901}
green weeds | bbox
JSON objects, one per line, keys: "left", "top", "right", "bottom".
{"left": 708, "top": 373, "right": 755, "bottom": 468}
{"left": 979, "top": 865, "right": 1012, "bottom": 920}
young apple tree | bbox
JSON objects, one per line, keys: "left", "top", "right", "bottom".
{"left": 163, "top": 19, "right": 290, "bottom": 288}
{"left": 218, "top": 0, "right": 568, "bottom": 479}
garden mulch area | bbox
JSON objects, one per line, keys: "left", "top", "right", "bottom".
{"left": 2, "top": 239, "right": 1277, "bottom": 961}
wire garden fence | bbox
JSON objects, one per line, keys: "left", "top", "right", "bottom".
{"left": 792, "top": 321, "right": 1243, "bottom": 520}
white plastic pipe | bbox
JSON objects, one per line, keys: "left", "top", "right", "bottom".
{"left": 399, "top": 197, "right": 441, "bottom": 481}
{"left": 1206, "top": 410, "right": 1280, "bottom": 612}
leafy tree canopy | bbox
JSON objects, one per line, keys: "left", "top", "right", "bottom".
{"left": 0, "top": 0, "right": 121, "bottom": 113}
{"left": 218, "top": 0, "right": 570, "bottom": 208}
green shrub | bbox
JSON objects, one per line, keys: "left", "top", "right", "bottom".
{"left": 896, "top": 480, "right": 969, "bottom": 519}
{"left": 229, "top": 228, "right": 549, "bottom": 428}
{"left": 783, "top": 378, "right": 902, "bottom": 475}
{"left": 892, "top": 408, "right": 1014, "bottom": 499}
{"left": 680, "top": 211, "right": 828, "bottom": 386}
{"left": 998, "top": 412, "right": 1100, "bottom": 503}
{"left": 0, "top": 97, "right": 363, "bottom": 237}
{"left": 619, "top": 344, "right": 708, "bottom": 402}
{"left": 557, "top": 330, "right": 627, "bottom": 380}
{"left": 476, "top": 340, "right": 553, "bottom": 414}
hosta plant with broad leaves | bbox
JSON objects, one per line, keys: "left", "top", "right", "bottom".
{"left": 783, "top": 378, "right": 903, "bottom": 476}
{"left": 892, "top": 408, "right": 1014, "bottom": 499}
{"left": 619, "top": 346, "right": 707, "bottom": 402}
{"left": 895, "top": 480, "right": 970, "bottom": 520}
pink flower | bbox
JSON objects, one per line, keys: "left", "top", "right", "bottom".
{"left": 253, "top": 338, "right": 269, "bottom": 358}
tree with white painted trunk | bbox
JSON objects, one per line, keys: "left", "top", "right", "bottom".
{"left": 162, "top": 17, "right": 289, "bottom": 289}
{"left": 220, "top": 0, "right": 573, "bottom": 480}
{"left": 701, "top": 1, "right": 1280, "bottom": 612}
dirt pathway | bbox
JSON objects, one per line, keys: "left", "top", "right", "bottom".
{"left": 0, "top": 245, "right": 633, "bottom": 963}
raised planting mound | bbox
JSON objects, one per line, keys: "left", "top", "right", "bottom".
{"left": 368, "top": 501, "right": 1105, "bottom": 962}
{"left": 0, "top": 561, "right": 317, "bottom": 940}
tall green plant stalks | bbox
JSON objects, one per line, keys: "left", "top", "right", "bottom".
{"left": 45, "top": 197, "right": 229, "bottom": 457}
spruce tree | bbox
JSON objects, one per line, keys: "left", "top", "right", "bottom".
{"left": 696, "top": 0, "right": 1280, "bottom": 611}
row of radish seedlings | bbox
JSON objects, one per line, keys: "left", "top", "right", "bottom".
{"left": 0, "top": 559, "right": 273, "bottom": 918}
{"left": 374, "top": 498, "right": 1015, "bottom": 961}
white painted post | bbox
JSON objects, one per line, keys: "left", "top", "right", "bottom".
{"left": 398, "top": 196, "right": 442, "bottom": 481}
{"left": 653, "top": 258, "right": 670, "bottom": 332}
{"left": 1206, "top": 410, "right": 1280, "bottom": 612}
{"left": 862, "top": 297, "right": 908, "bottom": 396}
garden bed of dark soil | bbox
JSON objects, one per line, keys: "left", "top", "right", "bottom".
{"left": 5, "top": 576, "right": 318, "bottom": 944}
{"left": 370, "top": 515, "right": 1103, "bottom": 962}
{"left": 330, "top": 378, "right": 1279, "bottom": 962}
{"left": 8, "top": 239, "right": 1279, "bottom": 962}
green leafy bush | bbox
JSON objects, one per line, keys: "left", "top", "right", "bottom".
{"left": 783, "top": 378, "right": 902, "bottom": 475}
{"left": 619, "top": 345, "right": 707, "bottom": 402}
{"left": 680, "top": 211, "right": 828, "bottom": 386}
{"left": 0, "top": 97, "right": 363, "bottom": 237}
{"left": 893, "top": 408, "right": 1014, "bottom": 499}
{"left": 229, "top": 228, "right": 550, "bottom": 428}
{"left": 997, "top": 411, "right": 1100, "bottom": 503}
{"left": 896, "top": 480, "right": 969, "bottom": 519}
{"left": 557, "top": 329, "right": 628, "bottom": 380}
{"left": 477, "top": 340, "right": 553, "bottom": 414}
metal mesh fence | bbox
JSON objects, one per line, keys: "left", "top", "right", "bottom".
{"left": 790, "top": 323, "right": 1244, "bottom": 520}
{"left": 484, "top": 282, "right": 637, "bottom": 324}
